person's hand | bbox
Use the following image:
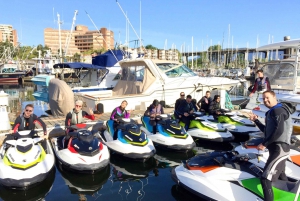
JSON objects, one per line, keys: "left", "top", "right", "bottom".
{"left": 189, "top": 110, "right": 194, "bottom": 114}
{"left": 249, "top": 111, "right": 258, "bottom": 121}
{"left": 249, "top": 93, "right": 253, "bottom": 97}
{"left": 179, "top": 115, "right": 182, "bottom": 118}
{"left": 216, "top": 111, "right": 221, "bottom": 115}
{"left": 128, "top": 110, "right": 133, "bottom": 114}
{"left": 184, "top": 112, "right": 189, "bottom": 117}
{"left": 257, "top": 143, "right": 266, "bottom": 150}
{"left": 150, "top": 114, "right": 155, "bottom": 118}
{"left": 42, "top": 134, "right": 48, "bottom": 140}
{"left": 9, "top": 130, "right": 14, "bottom": 134}
{"left": 200, "top": 109, "right": 205, "bottom": 112}
{"left": 89, "top": 108, "right": 94, "bottom": 115}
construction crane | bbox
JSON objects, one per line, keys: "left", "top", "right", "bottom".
{"left": 64, "top": 10, "right": 78, "bottom": 58}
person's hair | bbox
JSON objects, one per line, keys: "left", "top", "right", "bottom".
{"left": 256, "top": 69, "right": 263, "bottom": 74}
{"left": 121, "top": 100, "right": 128, "bottom": 105}
{"left": 206, "top": 91, "right": 210, "bottom": 94}
{"left": 75, "top": 100, "right": 83, "bottom": 105}
{"left": 153, "top": 99, "right": 159, "bottom": 106}
{"left": 214, "top": 95, "right": 220, "bottom": 101}
{"left": 186, "top": 95, "right": 192, "bottom": 99}
{"left": 191, "top": 98, "right": 197, "bottom": 105}
{"left": 180, "top": 92, "right": 185, "bottom": 95}
{"left": 25, "top": 104, "right": 34, "bottom": 109}
{"left": 263, "top": 90, "right": 276, "bottom": 97}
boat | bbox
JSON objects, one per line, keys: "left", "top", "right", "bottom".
{"left": 31, "top": 50, "right": 60, "bottom": 75}
{"left": 172, "top": 151, "right": 300, "bottom": 201}
{"left": 74, "top": 55, "right": 240, "bottom": 113}
{"left": 0, "top": 63, "right": 25, "bottom": 84}
{"left": 245, "top": 39, "right": 300, "bottom": 134}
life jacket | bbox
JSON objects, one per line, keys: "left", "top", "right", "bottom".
{"left": 265, "top": 103, "right": 292, "bottom": 145}
{"left": 256, "top": 76, "right": 267, "bottom": 91}
{"left": 70, "top": 109, "right": 83, "bottom": 125}
{"left": 18, "top": 114, "right": 34, "bottom": 131}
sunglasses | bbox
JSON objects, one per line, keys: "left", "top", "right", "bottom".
{"left": 75, "top": 105, "right": 82, "bottom": 107}
{"left": 180, "top": 94, "right": 185, "bottom": 96}
{"left": 25, "top": 109, "right": 32, "bottom": 112}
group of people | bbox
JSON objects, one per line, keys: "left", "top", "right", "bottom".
{"left": 8, "top": 68, "right": 293, "bottom": 201}
{"left": 173, "top": 91, "right": 222, "bottom": 131}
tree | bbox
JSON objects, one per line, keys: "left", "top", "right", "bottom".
{"left": 145, "top": 44, "right": 158, "bottom": 50}
{"left": 208, "top": 45, "right": 222, "bottom": 51}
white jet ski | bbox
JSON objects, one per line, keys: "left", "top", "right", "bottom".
{"left": 140, "top": 114, "right": 195, "bottom": 152}
{"left": 0, "top": 130, "right": 55, "bottom": 189}
{"left": 51, "top": 123, "right": 110, "bottom": 173}
{"left": 101, "top": 118, "right": 156, "bottom": 162}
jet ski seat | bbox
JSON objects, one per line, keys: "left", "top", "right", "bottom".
{"left": 78, "top": 130, "right": 94, "bottom": 144}
{"left": 273, "top": 180, "right": 300, "bottom": 194}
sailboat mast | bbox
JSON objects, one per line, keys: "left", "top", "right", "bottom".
{"left": 57, "top": 13, "right": 62, "bottom": 62}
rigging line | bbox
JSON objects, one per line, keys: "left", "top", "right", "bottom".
{"left": 85, "top": 10, "right": 119, "bottom": 61}
{"left": 116, "top": 0, "right": 145, "bottom": 52}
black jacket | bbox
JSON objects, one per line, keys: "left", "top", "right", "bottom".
{"left": 197, "top": 96, "right": 212, "bottom": 112}
{"left": 209, "top": 100, "right": 221, "bottom": 115}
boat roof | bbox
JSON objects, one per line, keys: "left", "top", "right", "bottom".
{"left": 92, "top": 50, "right": 123, "bottom": 67}
{"left": 257, "top": 39, "right": 300, "bottom": 51}
{"left": 53, "top": 62, "right": 106, "bottom": 70}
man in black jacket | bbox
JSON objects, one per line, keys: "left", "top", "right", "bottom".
{"left": 174, "top": 92, "right": 185, "bottom": 118}
{"left": 177, "top": 95, "right": 195, "bottom": 131}
{"left": 197, "top": 91, "right": 212, "bottom": 113}
{"left": 11, "top": 104, "right": 47, "bottom": 136}
{"left": 249, "top": 91, "right": 295, "bottom": 201}
{"left": 209, "top": 95, "right": 221, "bottom": 119}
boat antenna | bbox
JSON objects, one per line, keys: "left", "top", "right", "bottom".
{"left": 85, "top": 10, "right": 119, "bottom": 61}
{"left": 116, "top": 0, "right": 145, "bottom": 52}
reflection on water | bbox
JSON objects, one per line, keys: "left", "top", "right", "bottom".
{"left": 0, "top": 83, "right": 238, "bottom": 201}
{"left": 0, "top": 168, "right": 55, "bottom": 201}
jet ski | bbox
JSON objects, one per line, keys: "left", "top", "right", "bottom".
{"left": 100, "top": 118, "right": 156, "bottom": 162}
{"left": 140, "top": 114, "right": 195, "bottom": 152}
{"left": 172, "top": 151, "right": 300, "bottom": 201}
{"left": 234, "top": 137, "right": 300, "bottom": 180}
{"left": 0, "top": 130, "right": 55, "bottom": 189}
{"left": 51, "top": 123, "right": 110, "bottom": 173}
{"left": 198, "top": 110, "right": 261, "bottom": 141}
{"left": 0, "top": 168, "right": 55, "bottom": 201}
{"left": 58, "top": 164, "right": 110, "bottom": 195}
{"left": 179, "top": 112, "right": 234, "bottom": 142}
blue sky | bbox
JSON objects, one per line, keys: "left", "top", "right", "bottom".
{"left": 1, "top": 0, "right": 300, "bottom": 51}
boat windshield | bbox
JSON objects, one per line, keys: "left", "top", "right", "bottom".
{"left": 156, "top": 63, "right": 197, "bottom": 77}
{"left": 2, "top": 67, "right": 16, "bottom": 73}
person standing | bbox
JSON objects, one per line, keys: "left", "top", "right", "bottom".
{"left": 174, "top": 92, "right": 186, "bottom": 119}
{"left": 249, "top": 91, "right": 295, "bottom": 201}
{"left": 249, "top": 69, "right": 271, "bottom": 97}
{"left": 197, "top": 91, "right": 212, "bottom": 113}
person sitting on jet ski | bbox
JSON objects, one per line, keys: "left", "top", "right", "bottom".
{"left": 110, "top": 100, "right": 132, "bottom": 140}
{"left": 144, "top": 99, "right": 164, "bottom": 134}
{"left": 174, "top": 92, "right": 186, "bottom": 119}
{"left": 209, "top": 95, "right": 222, "bottom": 119}
{"left": 65, "top": 100, "right": 95, "bottom": 132}
{"left": 249, "top": 90, "right": 295, "bottom": 201}
{"left": 176, "top": 95, "right": 195, "bottom": 131}
{"left": 197, "top": 91, "right": 212, "bottom": 113}
{"left": 10, "top": 103, "right": 47, "bottom": 139}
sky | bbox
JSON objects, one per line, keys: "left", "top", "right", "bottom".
{"left": 1, "top": 0, "right": 300, "bottom": 51}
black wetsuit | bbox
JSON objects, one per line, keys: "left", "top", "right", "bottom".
{"left": 254, "top": 102, "right": 293, "bottom": 201}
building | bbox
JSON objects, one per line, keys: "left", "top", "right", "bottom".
{"left": 0, "top": 24, "right": 18, "bottom": 46}
{"left": 44, "top": 25, "right": 114, "bottom": 56}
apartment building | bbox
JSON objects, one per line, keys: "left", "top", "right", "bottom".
{"left": 0, "top": 24, "right": 18, "bottom": 46}
{"left": 44, "top": 25, "right": 114, "bottom": 56}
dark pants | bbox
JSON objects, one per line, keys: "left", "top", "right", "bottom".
{"left": 150, "top": 119, "right": 158, "bottom": 134}
{"left": 113, "top": 122, "right": 119, "bottom": 140}
{"left": 261, "top": 143, "right": 289, "bottom": 201}
{"left": 180, "top": 115, "right": 194, "bottom": 131}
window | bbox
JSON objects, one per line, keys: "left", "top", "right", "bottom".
{"left": 120, "top": 66, "right": 145, "bottom": 82}
{"left": 157, "top": 63, "right": 196, "bottom": 77}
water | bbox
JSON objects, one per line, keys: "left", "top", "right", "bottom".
{"left": 0, "top": 83, "right": 235, "bottom": 201}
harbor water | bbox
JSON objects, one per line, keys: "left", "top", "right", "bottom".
{"left": 0, "top": 83, "right": 244, "bottom": 201}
